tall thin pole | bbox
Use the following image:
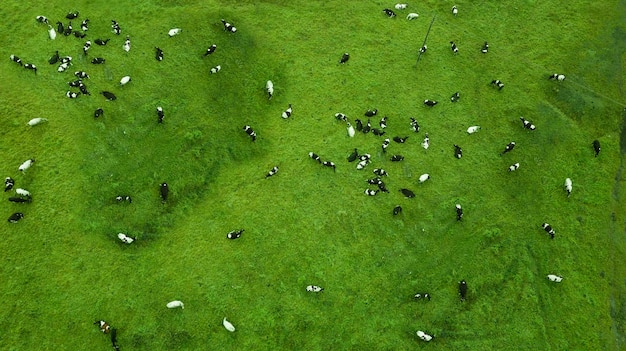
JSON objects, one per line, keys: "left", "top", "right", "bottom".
{"left": 416, "top": 15, "right": 436, "bottom": 67}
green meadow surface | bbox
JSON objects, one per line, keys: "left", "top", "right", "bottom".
{"left": 0, "top": 0, "right": 625, "bottom": 350}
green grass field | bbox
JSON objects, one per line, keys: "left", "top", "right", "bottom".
{"left": 0, "top": 0, "right": 625, "bottom": 350}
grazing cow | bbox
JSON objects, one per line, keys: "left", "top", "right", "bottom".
{"left": 156, "top": 107, "right": 164, "bottom": 123}
{"left": 372, "top": 128, "right": 385, "bottom": 136}
{"left": 8, "top": 212, "right": 24, "bottom": 223}
{"left": 5, "top": 177, "right": 15, "bottom": 192}
{"left": 66, "top": 12, "right": 79, "bottom": 19}
{"left": 367, "top": 177, "right": 381, "bottom": 185}
{"left": 221, "top": 19, "right": 237, "bottom": 33}
{"left": 359, "top": 153, "right": 371, "bottom": 162}
{"left": 209, "top": 65, "right": 221, "bottom": 74}
{"left": 501, "top": 141, "right": 516, "bottom": 155}
{"left": 28, "top": 117, "right": 48, "bottom": 126}
{"left": 56, "top": 21, "right": 64, "bottom": 33}
{"left": 69, "top": 79, "right": 82, "bottom": 88}
{"left": 160, "top": 182, "right": 169, "bottom": 203}
{"left": 115, "top": 195, "right": 131, "bottom": 203}
{"left": 508, "top": 163, "right": 520, "bottom": 172}
{"left": 347, "top": 122, "right": 355, "bottom": 137}
{"left": 243, "top": 125, "right": 257, "bottom": 141}
{"left": 83, "top": 41, "right": 91, "bottom": 55}
{"left": 347, "top": 148, "right": 358, "bottom": 162}
{"left": 491, "top": 79, "right": 504, "bottom": 89}
{"left": 75, "top": 71, "right": 89, "bottom": 79}
{"left": 204, "top": 44, "right": 217, "bottom": 56}
{"left": 24, "top": 63, "right": 37, "bottom": 73}
{"left": 393, "top": 205, "right": 402, "bottom": 215}
{"left": 481, "top": 41, "right": 489, "bottom": 53}
{"left": 117, "top": 233, "right": 135, "bottom": 244}
{"left": 95, "top": 38, "right": 110, "bottom": 46}
{"left": 120, "top": 76, "right": 131, "bottom": 85}
{"left": 155, "top": 47, "right": 164, "bottom": 61}
{"left": 416, "top": 330, "right": 433, "bottom": 342}
{"left": 9, "top": 197, "right": 31, "bottom": 203}
{"left": 383, "top": 9, "right": 396, "bottom": 17}
{"left": 400, "top": 188, "right": 415, "bottom": 198}
{"left": 547, "top": 274, "right": 563, "bottom": 283}
{"left": 395, "top": 3, "right": 407, "bottom": 10}
{"left": 564, "top": 178, "right": 572, "bottom": 197}
{"left": 339, "top": 52, "right": 350, "bottom": 64}
{"left": 78, "top": 83, "right": 91, "bottom": 97}
{"left": 379, "top": 116, "right": 387, "bottom": 129}
{"left": 454, "top": 144, "right": 462, "bottom": 159}
{"left": 94, "top": 108, "right": 104, "bottom": 118}
{"left": 48, "top": 26, "right": 56, "bottom": 40}
{"left": 381, "top": 138, "right": 390, "bottom": 153}
{"left": 456, "top": 204, "right": 463, "bottom": 221}
{"left": 419, "top": 174, "right": 430, "bottom": 183}
{"left": 15, "top": 188, "right": 30, "bottom": 197}
{"left": 58, "top": 62, "right": 70, "bottom": 73}
{"left": 373, "top": 168, "right": 388, "bottom": 177}
{"left": 407, "top": 13, "right": 419, "bottom": 20}
{"left": 73, "top": 31, "right": 86, "bottom": 38}
{"left": 422, "top": 133, "right": 430, "bottom": 149}
{"left": 450, "top": 41, "right": 458, "bottom": 54}
{"left": 322, "top": 161, "right": 336, "bottom": 171}
{"left": 94, "top": 320, "right": 110, "bottom": 333}
{"left": 66, "top": 91, "right": 80, "bottom": 99}
{"left": 101, "top": 91, "right": 116, "bottom": 101}
{"left": 364, "top": 109, "right": 378, "bottom": 117}
{"left": 81, "top": 18, "right": 89, "bottom": 32}
{"left": 355, "top": 119, "right": 363, "bottom": 131}
{"left": 306, "top": 285, "right": 324, "bottom": 293}
{"left": 49, "top": 51, "right": 59, "bottom": 64}
{"left": 123, "top": 35, "right": 131, "bottom": 52}
{"left": 419, "top": 45, "right": 427, "bottom": 53}
{"left": 168, "top": 28, "right": 182, "bottom": 37}
{"left": 423, "top": 99, "right": 437, "bottom": 107}
{"left": 390, "top": 155, "right": 404, "bottom": 162}
{"left": 266, "top": 80, "right": 274, "bottom": 99}
{"left": 459, "top": 280, "right": 467, "bottom": 301}
{"left": 111, "top": 20, "right": 121, "bottom": 35}
{"left": 592, "top": 139, "right": 601, "bottom": 157}
{"left": 362, "top": 119, "right": 371, "bottom": 133}
{"left": 60, "top": 56, "right": 72, "bottom": 64}
{"left": 334, "top": 113, "right": 347, "bottom": 122}
{"left": 467, "top": 126, "right": 480, "bottom": 134}
{"left": 393, "top": 136, "right": 408, "bottom": 143}
{"left": 282, "top": 104, "right": 293, "bottom": 119}
{"left": 19, "top": 159, "right": 35, "bottom": 172}
{"left": 520, "top": 116, "right": 536, "bottom": 130}
{"left": 223, "top": 318, "right": 236, "bottom": 332}
{"left": 111, "top": 328, "right": 119, "bottom": 351}
{"left": 36, "top": 16, "right": 49, "bottom": 24}
{"left": 64, "top": 22, "right": 73, "bottom": 36}
{"left": 450, "top": 91, "right": 460, "bottom": 102}
{"left": 549, "top": 74, "right": 566, "bottom": 81}
{"left": 452, "top": 5, "right": 458, "bottom": 16}
{"left": 356, "top": 160, "right": 369, "bottom": 170}
{"left": 364, "top": 188, "right": 379, "bottom": 196}
{"left": 542, "top": 222, "right": 555, "bottom": 239}
{"left": 414, "top": 293, "right": 431, "bottom": 300}
{"left": 166, "top": 300, "right": 184, "bottom": 309}
{"left": 265, "top": 166, "right": 279, "bottom": 178}
{"left": 410, "top": 117, "right": 420, "bottom": 132}
{"left": 309, "top": 152, "right": 322, "bottom": 163}
{"left": 91, "top": 57, "right": 105, "bottom": 64}
{"left": 227, "top": 229, "right": 244, "bottom": 239}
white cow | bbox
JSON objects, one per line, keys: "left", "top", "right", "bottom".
{"left": 547, "top": 274, "right": 563, "bottom": 282}
{"left": 416, "top": 330, "right": 433, "bottom": 341}
{"left": 120, "top": 76, "right": 131, "bottom": 85}
{"left": 421, "top": 133, "right": 430, "bottom": 149}
{"left": 347, "top": 122, "right": 355, "bottom": 137}
{"left": 117, "top": 233, "right": 135, "bottom": 244}
{"left": 406, "top": 13, "right": 419, "bottom": 20}
{"left": 419, "top": 174, "right": 430, "bottom": 183}
{"left": 168, "top": 28, "right": 182, "bottom": 37}
{"left": 223, "top": 318, "right": 236, "bottom": 332}
{"left": 28, "top": 117, "right": 48, "bottom": 126}
{"left": 306, "top": 285, "right": 324, "bottom": 292}
{"left": 166, "top": 300, "right": 184, "bottom": 309}
{"left": 564, "top": 178, "right": 572, "bottom": 197}
{"left": 19, "top": 159, "right": 35, "bottom": 172}
{"left": 48, "top": 26, "right": 56, "bottom": 40}
{"left": 15, "top": 188, "right": 31, "bottom": 197}
{"left": 395, "top": 4, "right": 408, "bottom": 10}
{"left": 266, "top": 80, "right": 274, "bottom": 99}
{"left": 467, "top": 126, "right": 480, "bottom": 134}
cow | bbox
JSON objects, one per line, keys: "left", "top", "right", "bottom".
{"left": 111, "top": 328, "right": 119, "bottom": 351}
{"left": 481, "top": 41, "right": 489, "bottom": 53}
{"left": 75, "top": 71, "right": 89, "bottom": 79}
{"left": 410, "top": 117, "right": 420, "bottom": 132}
{"left": 155, "top": 47, "right": 164, "bottom": 61}
{"left": 355, "top": 119, "right": 363, "bottom": 131}
{"left": 549, "top": 74, "right": 566, "bottom": 81}
{"left": 28, "top": 117, "right": 48, "bottom": 126}
{"left": 166, "top": 300, "right": 184, "bottom": 309}
{"left": 168, "top": 28, "right": 182, "bottom": 37}
{"left": 347, "top": 122, "right": 355, "bottom": 137}
{"left": 120, "top": 76, "right": 131, "bottom": 85}
{"left": 395, "top": 4, "right": 408, "bottom": 10}
{"left": 221, "top": 19, "right": 237, "bottom": 33}
{"left": 491, "top": 79, "right": 504, "bottom": 89}
{"left": 362, "top": 119, "right": 371, "bottom": 133}
{"left": 322, "top": 161, "right": 336, "bottom": 171}
{"left": 364, "top": 109, "right": 378, "bottom": 117}
{"left": 373, "top": 168, "right": 388, "bottom": 177}
{"left": 407, "top": 13, "right": 419, "bottom": 20}
{"left": 309, "top": 152, "right": 322, "bottom": 163}
{"left": 450, "top": 91, "right": 460, "bottom": 102}
{"left": 459, "top": 280, "right": 467, "bottom": 301}
{"left": 419, "top": 174, "right": 430, "bottom": 183}
{"left": 419, "top": 45, "right": 427, "bottom": 53}
{"left": 393, "top": 136, "right": 408, "bottom": 143}
{"left": 265, "top": 166, "right": 279, "bottom": 178}
{"left": 49, "top": 51, "right": 59, "bottom": 64}
{"left": 547, "top": 274, "right": 563, "bottom": 282}
{"left": 334, "top": 113, "right": 347, "bottom": 122}
{"left": 364, "top": 189, "right": 379, "bottom": 196}
{"left": 94, "top": 108, "right": 104, "bottom": 118}
{"left": 57, "top": 62, "right": 70, "bottom": 73}
{"left": 393, "top": 205, "right": 402, "bottom": 215}
{"left": 81, "top": 18, "right": 89, "bottom": 32}
{"left": 36, "top": 16, "right": 49, "bottom": 24}
{"left": 422, "top": 133, "right": 430, "bottom": 149}
{"left": 390, "top": 155, "right": 404, "bottom": 162}
{"left": 592, "top": 139, "right": 601, "bottom": 157}
{"left": 416, "top": 330, "right": 433, "bottom": 342}
{"left": 379, "top": 116, "right": 387, "bottom": 129}
{"left": 8, "top": 213, "right": 24, "bottom": 223}
{"left": 117, "top": 233, "right": 135, "bottom": 244}
{"left": 66, "top": 12, "right": 79, "bottom": 19}
{"left": 520, "top": 116, "right": 536, "bottom": 130}
{"left": 454, "top": 144, "right": 462, "bottom": 159}
{"left": 383, "top": 9, "right": 397, "bottom": 17}
{"left": 266, "top": 80, "right": 274, "bottom": 99}
{"left": 95, "top": 38, "right": 110, "bottom": 46}
{"left": 15, "top": 188, "right": 30, "bottom": 197}
{"left": 223, "top": 318, "right": 236, "bottom": 332}
{"left": 339, "top": 52, "right": 350, "bottom": 64}
{"left": 414, "top": 293, "right": 431, "bottom": 300}
{"left": 91, "top": 57, "right": 105, "bottom": 64}
{"left": 63, "top": 22, "right": 73, "bottom": 36}
{"left": 501, "top": 141, "right": 516, "bottom": 155}
{"left": 467, "top": 126, "right": 480, "bottom": 134}
{"left": 157, "top": 107, "right": 164, "bottom": 123}
{"left": 101, "top": 91, "right": 116, "bottom": 100}
{"left": 347, "top": 149, "right": 358, "bottom": 162}
{"left": 423, "top": 99, "right": 438, "bottom": 107}
{"left": 24, "top": 63, "right": 37, "bottom": 73}
{"left": 452, "top": 5, "right": 458, "bottom": 16}
{"left": 123, "top": 35, "right": 131, "bottom": 52}
{"left": 542, "top": 223, "right": 555, "bottom": 239}
{"left": 48, "top": 26, "right": 56, "bottom": 40}
{"left": 204, "top": 44, "right": 217, "bottom": 56}
{"left": 450, "top": 41, "right": 458, "bottom": 54}
{"left": 19, "top": 159, "right": 35, "bottom": 172}
{"left": 564, "top": 178, "right": 572, "bottom": 197}
{"left": 400, "top": 188, "right": 415, "bottom": 198}
{"left": 5, "top": 177, "right": 15, "bottom": 192}
{"left": 282, "top": 104, "right": 292, "bottom": 119}
{"left": 160, "top": 182, "right": 169, "bottom": 203}
{"left": 243, "top": 125, "right": 257, "bottom": 141}
{"left": 9, "top": 197, "right": 31, "bottom": 203}
{"left": 508, "top": 163, "right": 520, "bottom": 172}
{"left": 115, "top": 195, "right": 131, "bottom": 203}
{"left": 456, "top": 204, "right": 463, "bottom": 221}
{"left": 227, "top": 229, "right": 244, "bottom": 239}
{"left": 381, "top": 138, "right": 390, "bottom": 153}
{"left": 94, "top": 320, "right": 110, "bottom": 333}
{"left": 306, "top": 285, "right": 324, "bottom": 293}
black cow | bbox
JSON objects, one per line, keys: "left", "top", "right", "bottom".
{"left": 102, "top": 91, "right": 116, "bottom": 100}
{"left": 390, "top": 155, "right": 404, "bottom": 162}
{"left": 94, "top": 108, "right": 104, "bottom": 118}
{"left": 347, "top": 149, "right": 358, "bottom": 162}
{"left": 157, "top": 107, "right": 164, "bottom": 123}
{"left": 459, "top": 280, "right": 467, "bottom": 301}
{"left": 592, "top": 140, "right": 601, "bottom": 157}
{"left": 383, "top": 8, "right": 396, "bottom": 17}
{"left": 364, "top": 109, "right": 378, "bottom": 117}
{"left": 48, "top": 51, "right": 59, "bottom": 64}
{"left": 454, "top": 144, "right": 462, "bottom": 159}
{"left": 393, "top": 136, "right": 408, "bottom": 143}
{"left": 339, "top": 52, "right": 349, "bottom": 64}
{"left": 9, "top": 197, "right": 31, "bottom": 203}
{"left": 95, "top": 39, "right": 110, "bottom": 45}
{"left": 456, "top": 204, "right": 463, "bottom": 221}
{"left": 91, "top": 57, "right": 105, "bottom": 64}
{"left": 501, "top": 141, "right": 516, "bottom": 155}
{"left": 393, "top": 205, "right": 402, "bottom": 216}
{"left": 423, "top": 99, "right": 438, "bottom": 107}
{"left": 8, "top": 212, "right": 24, "bottom": 223}
{"left": 155, "top": 47, "right": 164, "bottom": 61}
{"left": 66, "top": 12, "right": 79, "bottom": 19}
{"left": 400, "top": 189, "right": 415, "bottom": 198}
{"left": 160, "top": 182, "right": 169, "bottom": 203}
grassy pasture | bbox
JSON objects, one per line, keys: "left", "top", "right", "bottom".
{"left": 0, "top": 0, "right": 625, "bottom": 350}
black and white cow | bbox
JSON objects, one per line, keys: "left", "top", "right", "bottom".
{"left": 424, "top": 99, "right": 438, "bottom": 107}
{"left": 365, "top": 109, "right": 378, "bottom": 117}
{"left": 160, "top": 182, "right": 169, "bottom": 203}
{"left": 414, "top": 292, "right": 431, "bottom": 300}
{"left": 410, "top": 117, "right": 420, "bottom": 132}
{"left": 393, "top": 136, "right": 408, "bottom": 143}
{"left": 501, "top": 141, "right": 516, "bottom": 155}
{"left": 91, "top": 57, "right": 105, "bottom": 64}
{"left": 422, "top": 133, "right": 430, "bottom": 149}
{"left": 265, "top": 166, "right": 279, "bottom": 178}
{"left": 10, "top": 54, "right": 23, "bottom": 66}
{"left": 491, "top": 79, "right": 504, "bottom": 90}
{"left": 393, "top": 205, "right": 402, "bottom": 216}
{"left": 373, "top": 168, "right": 388, "bottom": 177}
{"left": 481, "top": 41, "right": 489, "bottom": 53}
{"left": 564, "top": 178, "right": 572, "bottom": 197}
{"left": 95, "top": 38, "right": 110, "bottom": 46}
{"left": 8, "top": 212, "right": 24, "bottom": 223}
{"left": 155, "top": 47, "right": 164, "bottom": 61}
{"left": 123, "top": 35, "right": 131, "bottom": 52}
{"left": 266, "top": 80, "right": 274, "bottom": 99}
{"left": 450, "top": 41, "right": 458, "bottom": 54}
{"left": 306, "top": 285, "right": 324, "bottom": 293}
{"left": 416, "top": 330, "right": 433, "bottom": 342}
{"left": 381, "top": 138, "right": 390, "bottom": 153}
{"left": 81, "top": 18, "right": 89, "bottom": 32}
{"left": 204, "top": 44, "right": 217, "bottom": 56}
{"left": 309, "top": 152, "right": 322, "bottom": 163}
{"left": 243, "top": 125, "right": 256, "bottom": 141}
{"left": 454, "top": 144, "right": 462, "bottom": 159}
{"left": 156, "top": 107, "right": 164, "bottom": 123}
{"left": 227, "top": 229, "right": 244, "bottom": 239}
{"left": 383, "top": 9, "right": 397, "bottom": 17}
{"left": 456, "top": 204, "right": 463, "bottom": 221}
{"left": 19, "top": 159, "right": 35, "bottom": 172}
{"left": 542, "top": 223, "right": 555, "bottom": 239}
{"left": 520, "top": 116, "right": 536, "bottom": 130}
{"left": 94, "top": 320, "right": 110, "bottom": 333}
{"left": 508, "top": 163, "right": 520, "bottom": 172}
{"left": 371, "top": 128, "right": 385, "bottom": 136}
{"left": 75, "top": 71, "right": 89, "bottom": 79}
{"left": 64, "top": 22, "right": 73, "bottom": 36}
{"left": 24, "top": 63, "right": 37, "bottom": 73}
{"left": 221, "top": 19, "right": 237, "bottom": 33}
{"left": 339, "top": 52, "right": 350, "bottom": 64}
{"left": 419, "top": 45, "right": 427, "bottom": 53}
{"left": 452, "top": 5, "right": 458, "bottom": 16}
{"left": 355, "top": 119, "right": 363, "bottom": 131}
{"left": 5, "top": 177, "right": 15, "bottom": 192}
{"left": 334, "top": 113, "right": 347, "bottom": 122}
{"left": 282, "top": 104, "right": 292, "bottom": 119}
{"left": 450, "top": 91, "right": 460, "bottom": 102}
{"left": 362, "top": 119, "right": 371, "bottom": 134}
{"left": 459, "top": 280, "right": 467, "bottom": 301}
{"left": 390, "top": 155, "right": 404, "bottom": 162}
{"left": 115, "top": 195, "right": 131, "bottom": 203}
{"left": 66, "top": 11, "right": 79, "bottom": 19}
{"left": 111, "top": 20, "right": 121, "bottom": 35}
{"left": 210, "top": 65, "right": 221, "bottom": 74}
{"left": 548, "top": 74, "right": 566, "bottom": 81}
{"left": 66, "top": 91, "right": 80, "bottom": 99}
{"left": 379, "top": 116, "right": 387, "bottom": 129}
{"left": 322, "top": 161, "right": 336, "bottom": 171}
{"left": 364, "top": 188, "right": 378, "bottom": 196}
{"left": 73, "top": 31, "right": 86, "bottom": 38}
{"left": 419, "top": 173, "right": 430, "bottom": 183}
{"left": 36, "top": 16, "right": 49, "bottom": 24}
{"left": 83, "top": 41, "right": 91, "bottom": 55}
{"left": 547, "top": 274, "right": 563, "bottom": 282}
{"left": 117, "top": 233, "right": 135, "bottom": 244}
